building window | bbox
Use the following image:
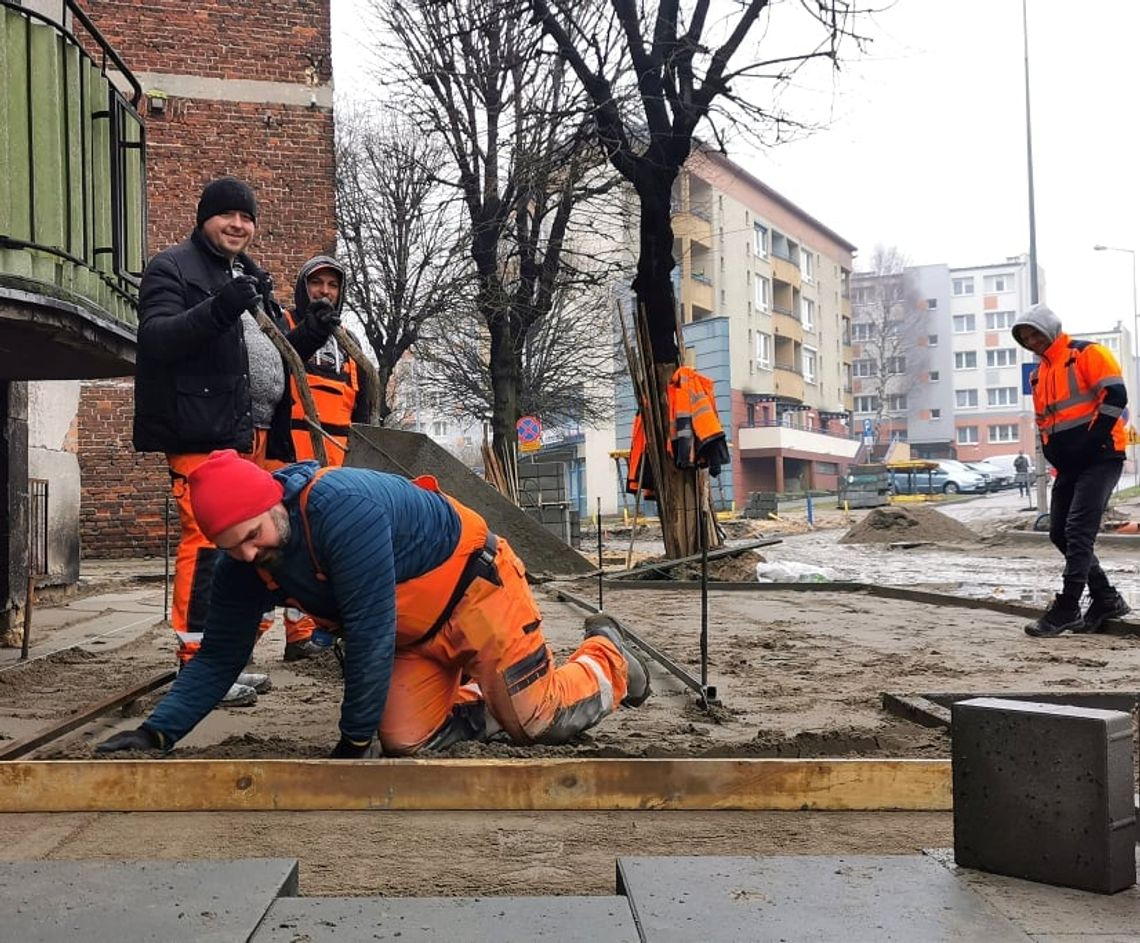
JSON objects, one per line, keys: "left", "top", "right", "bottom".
{"left": 854, "top": 395, "right": 880, "bottom": 413}
{"left": 984, "top": 310, "right": 1016, "bottom": 330}
{"left": 957, "top": 425, "right": 979, "bottom": 445}
{"left": 886, "top": 394, "right": 908, "bottom": 412}
{"left": 952, "top": 277, "right": 975, "bottom": 296}
{"left": 853, "top": 358, "right": 877, "bottom": 378}
{"left": 884, "top": 356, "right": 906, "bottom": 374}
{"left": 755, "top": 275, "right": 770, "bottom": 311}
{"left": 928, "top": 334, "right": 939, "bottom": 346}
{"left": 954, "top": 350, "right": 977, "bottom": 369}
{"left": 852, "top": 322, "right": 873, "bottom": 341}
{"left": 802, "top": 297, "right": 815, "bottom": 331}
{"left": 987, "top": 386, "right": 1019, "bottom": 407}
{"left": 929, "top": 370, "right": 940, "bottom": 381}
{"left": 986, "top": 348, "right": 1018, "bottom": 367}
{"left": 953, "top": 314, "right": 976, "bottom": 333}
{"left": 431, "top": 420, "right": 449, "bottom": 437}
{"left": 956, "top": 388, "right": 979, "bottom": 408}
{"left": 931, "top": 408, "right": 942, "bottom": 419}
{"left": 926, "top": 298, "right": 937, "bottom": 310}
{"left": 754, "top": 223, "right": 768, "bottom": 258}
{"left": 803, "top": 347, "right": 817, "bottom": 384}
{"left": 988, "top": 423, "right": 1020, "bottom": 443}
{"left": 815, "top": 461, "right": 840, "bottom": 475}
{"left": 984, "top": 273, "right": 1014, "bottom": 292}
{"left": 803, "top": 251, "right": 814, "bottom": 281}
{"left": 756, "top": 331, "right": 772, "bottom": 369}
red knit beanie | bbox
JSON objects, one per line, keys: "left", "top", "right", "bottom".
{"left": 188, "top": 450, "right": 284, "bottom": 542}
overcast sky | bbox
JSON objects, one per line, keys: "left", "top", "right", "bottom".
{"left": 331, "top": 0, "right": 1140, "bottom": 339}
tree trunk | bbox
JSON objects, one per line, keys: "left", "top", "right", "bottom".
{"left": 631, "top": 169, "right": 702, "bottom": 558}
{"left": 488, "top": 313, "right": 518, "bottom": 487}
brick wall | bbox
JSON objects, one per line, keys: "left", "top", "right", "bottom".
{"left": 77, "top": 380, "right": 169, "bottom": 557}
{"left": 75, "top": 1, "right": 336, "bottom": 556}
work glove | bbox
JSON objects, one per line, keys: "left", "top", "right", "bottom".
{"left": 211, "top": 274, "right": 261, "bottom": 326}
{"left": 329, "top": 734, "right": 382, "bottom": 759}
{"left": 94, "top": 726, "right": 167, "bottom": 754}
{"left": 307, "top": 297, "right": 341, "bottom": 334}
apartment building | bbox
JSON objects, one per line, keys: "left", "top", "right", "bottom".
{"left": 618, "top": 148, "right": 858, "bottom": 503}
{"left": 851, "top": 255, "right": 1045, "bottom": 462}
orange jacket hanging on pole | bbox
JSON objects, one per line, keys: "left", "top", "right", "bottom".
{"left": 626, "top": 411, "right": 657, "bottom": 500}
{"left": 667, "top": 366, "right": 729, "bottom": 475}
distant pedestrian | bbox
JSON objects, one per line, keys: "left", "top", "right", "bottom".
{"left": 1013, "top": 450, "right": 1031, "bottom": 499}
{"left": 1013, "top": 303, "right": 1131, "bottom": 637}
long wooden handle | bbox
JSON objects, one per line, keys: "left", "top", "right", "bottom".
{"left": 332, "top": 325, "right": 381, "bottom": 426}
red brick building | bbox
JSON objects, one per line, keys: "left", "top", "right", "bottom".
{"left": 77, "top": 0, "right": 336, "bottom": 556}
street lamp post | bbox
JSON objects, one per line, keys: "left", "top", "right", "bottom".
{"left": 1093, "top": 244, "right": 1139, "bottom": 486}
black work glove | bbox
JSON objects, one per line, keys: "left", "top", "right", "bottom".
{"left": 329, "top": 734, "right": 381, "bottom": 759}
{"left": 211, "top": 275, "right": 261, "bottom": 326}
{"left": 95, "top": 726, "right": 167, "bottom": 754}
{"left": 307, "top": 297, "right": 341, "bottom": 334}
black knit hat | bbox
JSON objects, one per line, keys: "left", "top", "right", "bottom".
{"left": 196, "top": 176, "right": 258, "bottom": 228}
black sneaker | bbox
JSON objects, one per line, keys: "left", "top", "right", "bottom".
{"left": 284, "top": 639, "right": 329, "bottom": 662}
{"left": 584, "top": 614, "right": 652, "bottom": 707}
{"left": 1025, "top": 595, "right": 1084, "bottom": 637}
{"left": 1078, "top": 591, "right": 1131, "bottom": 634}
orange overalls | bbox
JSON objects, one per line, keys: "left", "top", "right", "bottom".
{"left": 266, "top": 471, "right": 630, "bottom": 754}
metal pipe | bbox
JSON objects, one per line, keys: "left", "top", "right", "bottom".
{"left": 596, "top": 496, "right": 604, "bottom": 611}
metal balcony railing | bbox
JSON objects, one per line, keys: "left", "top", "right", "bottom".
{"left": 0, "top": 0, "right": 146, "bottom": 326}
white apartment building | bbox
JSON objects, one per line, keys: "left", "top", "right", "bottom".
{"left": 948, "top": 257, "right": 1042, "bottom": 461}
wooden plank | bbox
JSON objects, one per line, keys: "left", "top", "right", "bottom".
{"left": 0, "top": 758, "right": 952, "bottom": 813}
{"left": 604, "top": 538, "right": 782, "bottom": 580}
{"left": 0, "top": 670, "right": 176, "bottom": 760}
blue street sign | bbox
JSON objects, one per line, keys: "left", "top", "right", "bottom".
{"left": 862, "top": 418, "right": 873, "bottom": 436}
{"left": 1021, "top": 362, "right": 1035, "bottom": 395}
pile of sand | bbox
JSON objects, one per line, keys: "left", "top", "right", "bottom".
{"left": 839, "top": 506, "right": 977, "bottom": 545}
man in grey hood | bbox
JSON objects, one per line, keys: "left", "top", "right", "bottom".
{"left": 1011, "top": 302, "right": 1130, "bottom": 636}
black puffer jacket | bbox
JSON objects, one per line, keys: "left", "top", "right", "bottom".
{"left": 132, "top": 229, "right": 330, "bottom": 457}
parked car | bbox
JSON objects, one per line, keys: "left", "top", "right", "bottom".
{"left": 889, "top": 460, "right": 988, "bottom": 495}
{"left": 965, "top": 460, "right": 1014, "bottom": 491}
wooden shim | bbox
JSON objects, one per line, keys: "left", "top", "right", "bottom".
{"left": 0, "top": 758, "right": 951, "bottom": 813}
{"left": 0, "top": 670, "right": 177, "bottom": 760}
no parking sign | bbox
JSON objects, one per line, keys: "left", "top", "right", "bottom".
{"left": 517, "top": 415, "right": 542, "bottom": 452}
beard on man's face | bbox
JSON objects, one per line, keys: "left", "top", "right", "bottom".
{"left": 254, "top": 506, "right": 291, "bottom": 568}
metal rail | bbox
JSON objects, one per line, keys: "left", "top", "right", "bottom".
{"left": 0, "top": 669, "right": 176, "bottom": 759}
{"left": 552, "top": 587, "right": 717, "bottom": 705}
{"left": 602, "top": 537, "right": 781, "bottom": 580}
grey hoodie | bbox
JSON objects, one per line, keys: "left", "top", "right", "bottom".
{"left": 1011, "top": 303, "right": 1062, "bottom": 348}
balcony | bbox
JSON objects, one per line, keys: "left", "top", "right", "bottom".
{"left": 672, "top": 209, "right": 712, "bottom": 248}
{"left": 772, "top": 310, "right": 803, "bottom": 344}
{"left": 1, "top": 1, "right": 146, "bottom": 378}
{"left": 771, "top": 253, "right": 800, "bottom": 289}
{"left": 773, "top": 362, "right": 805, "bottom": 401}
{"left": 681, "top": 273, "right": 713, "bottom": 315}
{"left": 738, "top": 422, "right": 861, "bottom": 460}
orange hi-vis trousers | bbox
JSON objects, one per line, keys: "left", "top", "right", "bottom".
{"left": 379, "top": 496, "right": 630, "bottom": 755}
{"left": 167, "top": 429, "right": 278, "bottom": 664}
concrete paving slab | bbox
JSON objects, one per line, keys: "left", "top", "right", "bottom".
{"left": 952, "top": 697, "right": 1136, "bottom": 893}
{"left": 0, "top": 858, "right": 298, "bottom": 942}
{"left": 927, "top": 847, "right": 1140, "bottom": 938}
{"left": 252, "top": 895, "right": 639, "bottom": 942}
{"left": 616, "top": 854, "right": 1030, "bottom": 941}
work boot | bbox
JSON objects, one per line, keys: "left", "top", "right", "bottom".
{"left": 584, "top": 614, "right": 651, "bottom": 707}
{"left": 1079, "top": 591, "right": 1131, "bottom": 634}
{"left": 1024, "top": 595, "right": 1084, "bottom": 638}
{"left": 220, "top": 682, "right": 258, "bottom": 707}
{"left": 284, "top": 639, "right": 329, "bottom": 662}
{"left": 237, "top": 671, "right": 272, "bottom": 694}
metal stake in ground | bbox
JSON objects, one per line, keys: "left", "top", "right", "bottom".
{"left": 597, "top": 496, "right": 604, "bottom": 611}
{"left": 699, "top": 497, "right": 709, "bottom": 706}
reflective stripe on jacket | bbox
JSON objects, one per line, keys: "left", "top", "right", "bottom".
{"left": 667, "top": 366, "right": 728, "bottom": 471}
{"left": 1030, "top": 332, "right": 1127, "bottom": 453}
{"left": 285, "top": 310, "right": 360, "bottom": 464}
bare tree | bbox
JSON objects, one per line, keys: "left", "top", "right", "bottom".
{"left": 850, "top": 245, "right": 927, "bottom": 448}
{"left": 335, "top": 109, "right": 469, "bottom": 424}
{"left": 527, "top": 0, "right": 862, "bottom": 556}
{"left": 369, "top": 0, "right": 622, "bottom": 482}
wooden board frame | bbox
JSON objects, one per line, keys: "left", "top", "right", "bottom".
{"left": 0, "top": 758, "right": 950, "bottom": 813}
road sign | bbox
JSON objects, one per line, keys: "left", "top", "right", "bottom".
{"left": 516, "top": 415, "right": 542, "bottom": 453}
{"left": 1021, "top": 362, "right": 1036, "bottom": 395}
{"left": 862, "top": 418, "right": 872, "bottom": 437}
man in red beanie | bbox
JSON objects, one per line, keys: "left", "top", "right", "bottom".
{"left": 132, "top": 177, "right": 337, "bottom": 705}
{"left": 96, "top": 451, "right": 650, "bottom": 757}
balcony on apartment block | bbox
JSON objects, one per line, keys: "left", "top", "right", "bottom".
{"left": 738, "top": 421, "right": 861, "bottom": 461}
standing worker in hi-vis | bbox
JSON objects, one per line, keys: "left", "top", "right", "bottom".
{"left": 1012, "top": 303, "right": 1131, "bottom": 637}
{"left": 132, "top": 177, "right": 336, "bottom": 703}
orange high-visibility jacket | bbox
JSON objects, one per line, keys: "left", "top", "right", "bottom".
{"left": 626, "top": 412, "right": 656, "bottom": 500}
{"left": 285, "top": 311, "right": 362, "bottom": 466}
{"left": 667, "top": 366, "right": 729, "bottom": 473}
{"left": 1030, "top": 332, "right": 1127, "bottom": 469}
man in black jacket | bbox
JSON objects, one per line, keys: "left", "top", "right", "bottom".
{"left": 133, "top": 176, "right": 336, "bottom": 704}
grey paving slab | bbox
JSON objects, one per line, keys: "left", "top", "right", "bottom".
{"left": 0, "top": 858, "right": 298, "bottom": 942}
{"left": 616, "top": 855, "right": 1031, "bottom": 942}
{"left": 252, "top": 896, "right": 639, "bottom": 942}
{"left": 952, "top": 697, "right": 1137, "bottom": 893}
{"left": 928, "top": 847, "right": 1140, "bottom": 939}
